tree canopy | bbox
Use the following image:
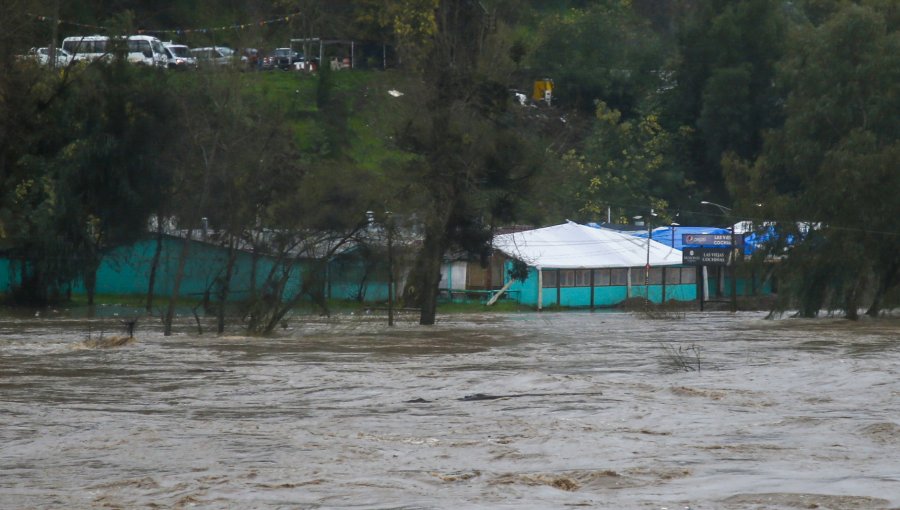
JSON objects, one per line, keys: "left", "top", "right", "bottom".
{"left": 1, "top": 0, "right": 898, "bottom": 319}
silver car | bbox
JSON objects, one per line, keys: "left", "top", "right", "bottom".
{"left": 191, "top": 46, "right": 234, "bottom": 67}
{"left": 28, "top": 47, "right": 74, "bottom": 67}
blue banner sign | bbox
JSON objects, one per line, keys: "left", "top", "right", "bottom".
{"left": 682, "top": 233, "right": 743, "bottom": 247}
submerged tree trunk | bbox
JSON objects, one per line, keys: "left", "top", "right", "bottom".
{"left": 249, "top": 242, "right": 259, "bottom": 301}
{"left": 146, "top": 214, "right": 164, "bottom": 312}
{"left": 866, "top": 262, "right": 898, "bottom": 317}
{"left": 217, "top": 238, "right": 238, "bottom": 334}
{"left": 416, "top": 219, "right": 452, "bottom": 326}
{"left": 84, "top": 263, "right": 98, "bottom": 306}
{"left": 845, "top": 279, "right": 861, "bottom": 321}
{"left": 164, "top": 229, "right": 193, "bottom": 336}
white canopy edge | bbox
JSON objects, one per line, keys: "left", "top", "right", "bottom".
{"left": 493, "top": 221, "right": 683, "bottom": 269}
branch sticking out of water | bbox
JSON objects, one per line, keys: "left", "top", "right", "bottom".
{"left": 660, "top": 342, "right": 701, "bottom": 373}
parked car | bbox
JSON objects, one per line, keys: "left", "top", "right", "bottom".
{"left": 26, "top": 47, "right": 74, "bottom": 67}
{"left": 263, "top": 48, "right": 302, "bottom": 70}
{"left": 191, "top": 46, "right": 234, "bottom": 67}
{"left": 163, "top": 43, "right": 197, "bottom": 70}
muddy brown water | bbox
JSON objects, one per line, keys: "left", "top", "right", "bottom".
{"left": 1, "top": 309, "right": 899, "bottom": 509}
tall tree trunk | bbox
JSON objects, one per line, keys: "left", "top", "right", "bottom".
{"left": 164, "top": 229, "right": 193, "bottom": 336}
{"left": 249, "top": 243, "right": 259, "bottom": 300}
{"left": 217, "top": 238, "right": 238, "bottom": 334}
{"left": 417, "top": 227, "right": 447, "bottom": 326}
{"left": 866, "top": 262, "right": 898, "bottom": 317}
{"left": 146, "top": 214, "right": 164, "bottom": 312}
{"left": 85, "top": 263, "right": 98, "bottom": 306}
{"left": 845, "top": 280, "right": 860, "bottom": 321}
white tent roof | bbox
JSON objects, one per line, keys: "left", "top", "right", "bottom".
{"left": 493, "top": 221, "right": 683, "bottom": 269}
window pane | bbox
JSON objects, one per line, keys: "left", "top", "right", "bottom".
{"left": 610, "top": 268, "right": 628, "bottom": 286}
{"left": 560, "top": 270, "right": 575, "bottom": 287}
{"left": 576, "top": 269, "right": 592, "bottom": 287}
{"left": 541, "top": 270, "right": 557, "bottom": 288}
{"left": 681, "top": 267, "right": 697, "bottom": 284}
{"left": 665, "top": 267, "right": 681, "bottom": 284}
{"left": 593, "top": 269, "right": 610, "bottom": 286}
{"left": 649, "top": 267, "right": 663, "bottom": 285}
{"left": 631, "top": 267, "right": 647, "bottom": 285}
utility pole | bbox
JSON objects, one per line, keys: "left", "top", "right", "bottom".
{"left": 634, "top": 209, "right": 657, "bottom": 301}
{"left": 49, "top": 0, "right": 60, "bottom": 69}
{"left": 385, "top": 212, "right": 395, "bottom": 327}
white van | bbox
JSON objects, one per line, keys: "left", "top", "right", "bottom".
{"left": 61, "top": 35, "right": 168, "bottom": 68}
{"left": 163, "top": 43, "right": 197, "bottom": 70}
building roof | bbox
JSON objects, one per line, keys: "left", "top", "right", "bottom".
{"left": 493, "top": 221, "right": 683, "bottom": 269}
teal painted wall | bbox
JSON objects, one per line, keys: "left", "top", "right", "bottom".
{"left": 1, "top": 235, "right": 390, "bottom": 303}
{"left": 0, "top": 258, "right": 11, "bottom": 293}
{"left": 507, "top": 265, "right": 699, "bottom": 308}
{"left": 72, "top": 237, "right": 306, "bottom": 300}
{"left": 327, "top": 254, "right": 390, "bottom": 302}
{"left": 705, "top": 271, "right": 773, "bottom": 298}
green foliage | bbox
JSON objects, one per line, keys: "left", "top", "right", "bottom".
{"left": 2, "top": 59, "right": 173, "bottom": 304}
{"left": 528, "top": 1, "right": 665, "bottom": 116}
{"left": 728, "top": 0, "right": 900, "bottom": 317}
{"left": 573, "top": 101, "right": 690, "bottom": 223}
{"left": 391, "top": 0, "right": 543, "bottom": 324}
{"left": 663, "top": 0, "right": 788, "bottom": 201}
{"left": 3, "top": 0, "right": 896, "bottom": 320}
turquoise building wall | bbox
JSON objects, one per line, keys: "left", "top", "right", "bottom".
{"left": 1, "top": 235, "right": 390, "bottom": 303}
{"left": 506, "top": 265, "right": 698, "bottom": 308}
{"left": 704, "top": 270, "right": 773, "bottom": 299}
{"left": 0, "top": 258, "right": 11, "bottom": 294}
{"left": 327, "top": 253, "right": 390, "bottom": 302}
{"left": 72, "top": 236, "right": 307, "bottom": 300}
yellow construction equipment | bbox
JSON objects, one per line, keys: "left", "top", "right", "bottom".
{"left": 532, "top": 78, "right": 554, "bottom": 105}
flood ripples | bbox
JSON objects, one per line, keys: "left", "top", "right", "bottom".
{"left": 1, "top": 310, "right": 899, "bottom": 509}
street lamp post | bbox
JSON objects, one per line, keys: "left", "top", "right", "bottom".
{"left": 700, "top": 200, "right": 737, "bottom": 312}
{"left": 669, "top": 222, "right": 680, "bottom": 248}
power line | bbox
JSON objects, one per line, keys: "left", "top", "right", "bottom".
{"left": 28, "top": 11, "right": 303, "bottom": 36}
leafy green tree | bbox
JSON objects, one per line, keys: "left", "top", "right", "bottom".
{"left": 388, "top": 0, "right": 540, "bottom": 325}
{"left": 2, "top": 42, "right": 171, "bottom": 305}
{"left": 726, "top": 0, "right": 900, "bottom": 317}
{"left": 574, "top": 100, "right": 691, "bottom": 223}
{"left": 527, "top": 1, "right": 665, "bottom": 116}
{"left": 353, "top": 0, "right": 439, "bottom": 67}
{"left": 663, "top": 0, "right": 788, "bottom": 201}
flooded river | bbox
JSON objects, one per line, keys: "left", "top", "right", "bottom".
{"left": 1, "top": 309, "right": 899, "bottom": 509}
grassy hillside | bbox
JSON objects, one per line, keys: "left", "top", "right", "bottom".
{"left": 241, "top": 69, "right": 414, "bottom": 174}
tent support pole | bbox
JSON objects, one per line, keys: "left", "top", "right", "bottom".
{"left": 626, "top": 268, "right": 632, "bottom": 299}
{"left": 556, "top": 269, "right": 561, "bottom": 306}
{"left": 589, "top": 268, "right": 595, "bottom": 310}
{"left": 703, "top": 266, "right": 710, "bottom": 301}
{"left": 661, "top": 267, "right": 667, "bottom": 304}
{"left": 537, "top": 267, "right": 543, "bottom": 312}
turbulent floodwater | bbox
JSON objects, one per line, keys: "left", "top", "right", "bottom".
{"left": 1, "top": 308, "right": 899, "bottom": 509}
